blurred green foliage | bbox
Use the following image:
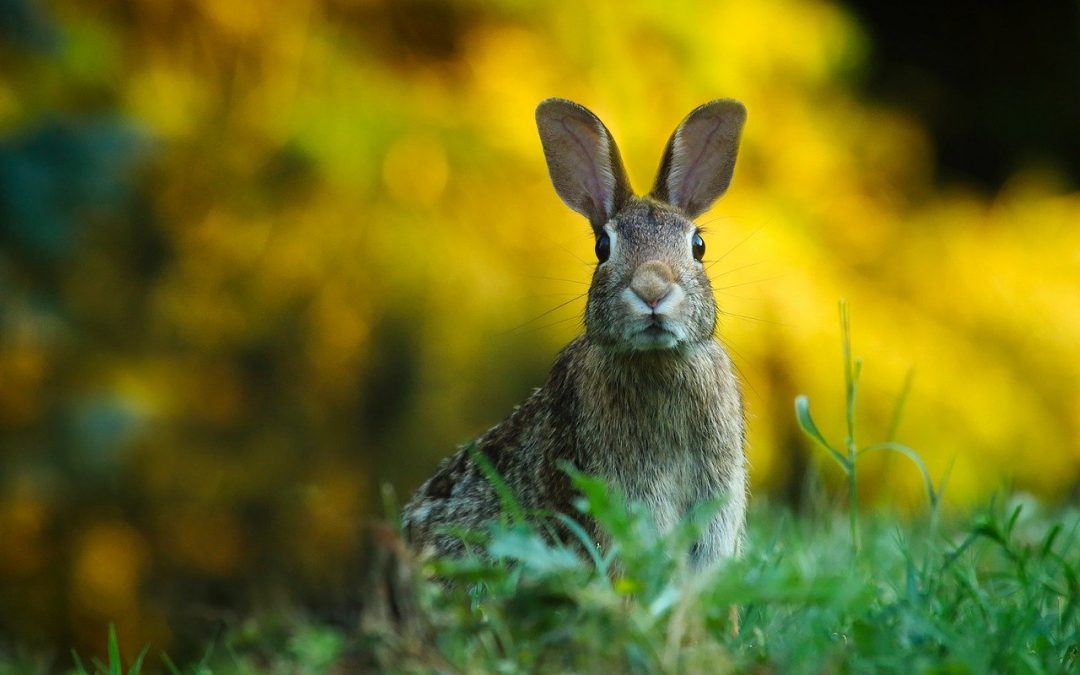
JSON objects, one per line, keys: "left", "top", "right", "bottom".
{"left": 0, "top": 0, "right": 1077, "bottom": 662}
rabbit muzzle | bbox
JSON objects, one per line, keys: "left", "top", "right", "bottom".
{"left": 621, "top": 260, "right": 688, "bottom": 350}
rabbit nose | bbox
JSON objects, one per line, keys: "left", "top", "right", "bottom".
{"left": 630, "top": 260, "right": 675, "bottom": 308}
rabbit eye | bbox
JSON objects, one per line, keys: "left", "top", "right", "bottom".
{"left": 692, "top": 233, "right": 706, "bottom": 261}
{"left": 595, "top": 232, "right": 611, "bottom": 263}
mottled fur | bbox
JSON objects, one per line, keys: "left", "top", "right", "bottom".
{"left": 403, "top": 99, "right": 748, "bottom": 568}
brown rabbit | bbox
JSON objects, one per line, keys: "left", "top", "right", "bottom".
{"left": 402, "top": 98, "right": 748, "bottom": 568}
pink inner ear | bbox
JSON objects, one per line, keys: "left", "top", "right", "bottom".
{"left": 671, "top": 116, "right": 726, "bottom": 213}
{"left": 559, "top": 117, "right": 607, "bottom": 214}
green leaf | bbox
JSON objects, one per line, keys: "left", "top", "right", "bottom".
{"left": 487, "top": 526, "right": 583, "bottom": 575}
{"left": 795, "top": 395, "right": 849, "bottom": 472}
{"left": 560, "top": 461, "right": 633, "bottom": 540}
{"left": 554, "top": 512, "right": 608, "bottom": 575}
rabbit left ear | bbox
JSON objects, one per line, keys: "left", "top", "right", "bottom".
{"left": 536, "top": 98, "right": 633, "bottom": 231}
{"left": 651, "top": 100, "right": 746, "bottom": 219}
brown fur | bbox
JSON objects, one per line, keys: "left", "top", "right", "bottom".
{"left": 402, "top": 99, "right": 748, "bottom": 569}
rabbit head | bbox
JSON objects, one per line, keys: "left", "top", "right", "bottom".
{"left": 536, "top": 99, "right": 746, "bottom": 353}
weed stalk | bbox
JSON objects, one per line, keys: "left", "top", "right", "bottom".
{"left": 795, "top": 301, "right": 940, "bottom": 555}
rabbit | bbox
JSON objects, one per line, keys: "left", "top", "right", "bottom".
{"left": 402, "top": 98, "right": 748, "bottom": 570}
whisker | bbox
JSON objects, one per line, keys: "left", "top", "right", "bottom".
{"left": 532, "top": 291, "right": 590, "bottom": 298}
{"left": 715, "top": 275, "right": 785, "bottom": 291}
{"left": 695, "top": 214, "right": 734, "bottom": 228}
{"left": 718, "top": 310, "right": 787, "bottom": 327}
{"left": 537, "top": 231, "right": 594, "bottom": 268}
{"left": 714, "top": 333, "right": 763, "bottom": 403}
{"left": 714, "top": 291, "right": 753, "bottom": 300}
{"left": 502, "top": 293, "right": 587, "bottom": 334}
{"left": 517, "top": 314, "right": 586, "bottom": 335}
{"left": 705, "top": 227, "right": 761, "bottom": 270}
{"left": 706, "top": 260, "right": 763, "bottom": 277}
{"left": 523, "top": 275, "right": 588, "bottom": 285}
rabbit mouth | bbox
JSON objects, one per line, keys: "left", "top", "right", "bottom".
{"left": 627, "top": 320, "right": 680, "bottom": 350}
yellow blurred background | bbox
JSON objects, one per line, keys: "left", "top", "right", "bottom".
{"left": 0, "top": 0, "right": 1078, "bottom": 660}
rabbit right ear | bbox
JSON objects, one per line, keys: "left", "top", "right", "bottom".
{"left": 536, "top": 99, "right": 633, "bottom": 230}
{"left": 651, "top": 100, "right": 746, "bottom": 219}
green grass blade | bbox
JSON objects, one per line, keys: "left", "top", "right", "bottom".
{"left": 839, "top": 300, "right": 856, "bottom": 449}
{"left": 71, "top": 649, "right": 89, "bottom": 675}
{"left": 160, "top": 652, "right": 183, "bottom": 675}
{"left": 1006, "top": 503, "right": 1023, "bottom": 537}
{"left": 107, "top": 623, "right": 121, "bottom": 675}
{"left": 886, "top": 367, "right": 916, "bottom": 442}
{"left": 127, "top": 644, "right": 149, "bottom": 675}
{"left": 1054, "top": 554, "right": 1079, "bottom": 628}
{"left": 469, "top": 444, "right": 526, "bottom": 523}
{"left": 858, "top": 441, "right": 937, "bottom": 507}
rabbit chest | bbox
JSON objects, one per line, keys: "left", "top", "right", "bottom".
{"left": 572, "top": 341, "right": 746, "bottom": 537}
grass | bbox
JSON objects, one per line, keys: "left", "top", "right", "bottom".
{"left": 53, "top": 493, "right": 1079, "bottom": 674}
{"left": 14, "top": 306, "right": 1080, "bottom": 673}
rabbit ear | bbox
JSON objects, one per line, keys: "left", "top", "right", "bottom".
{"left": 536, "top": 98, "right": 633, "bottom": 229}
{"left": 651, "top": 100, "right": 746, "bottom": 219}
